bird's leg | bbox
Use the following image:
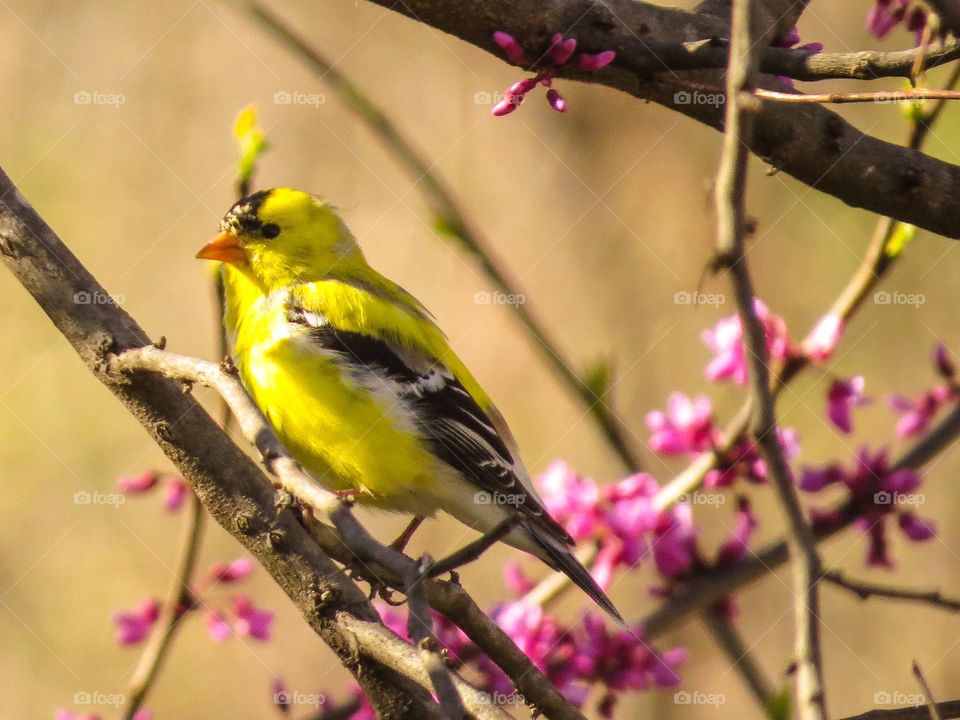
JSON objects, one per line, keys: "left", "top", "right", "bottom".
{"left": 429, "top": 515, "right": 522, "bottom": 578}
{"left": 389, "top": 516, "right": 425, "bottom": 553}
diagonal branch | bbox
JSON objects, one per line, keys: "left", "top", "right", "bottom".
{"left": 356, "top": 0, "right": 960, "bottom": 239}
{"left": 0, "top": 168, "right": 482, "bottom": 720}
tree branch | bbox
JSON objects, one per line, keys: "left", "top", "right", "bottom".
{"left": 0, "top": 168, "right": 462, "bottom": 719}
{"left": 823, "top": 571, "right": 960, "bottom": 612}
{"left": 357, "top": 0, "right": 960, "bottom": 239}
{"left": 713, "top": 4, "right": 826, "bottom": 717}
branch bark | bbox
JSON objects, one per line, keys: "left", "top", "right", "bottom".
{"left": 357, "top": 0, "right": 960, "bottom": 239}
{"left": 0, "top": 169, "right": 457, "bottom": 719}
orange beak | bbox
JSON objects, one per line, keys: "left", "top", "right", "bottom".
{"left": 196, "top": 231, "right": 246, "bottom": 264}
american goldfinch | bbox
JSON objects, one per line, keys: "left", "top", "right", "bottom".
{"left": 197, "top": 188, "right": 622, "bottom": 622}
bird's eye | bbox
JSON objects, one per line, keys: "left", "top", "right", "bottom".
{"left": 261, "top": 222, "right": 280, "bottom": 239}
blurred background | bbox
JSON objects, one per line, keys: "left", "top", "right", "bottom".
{"left": 2, "top": 1, "right": 960, "bottom": 718}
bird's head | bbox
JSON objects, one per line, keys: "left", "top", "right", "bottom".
{"left": 197, "top": 188, "right": 365, "bottom": 289}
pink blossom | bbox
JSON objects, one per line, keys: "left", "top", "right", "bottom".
{"left": 164, "top": 476, "right": 189, "bottom": 512}
{"left": 204, "top": 609, "right": 232, "bottom": 642}
{"left": 55, "top": 711, "right": 99, "bottom": 720}
{"left": 650, "top": 504, "right": 697, "bottom": 579}
{"left": 233, "top": 595, "right": 274, "bottom": 640}
{"left": 539, "top": 461, "right": 601, "bottom": 540}
{"left": 646, "top": 392, "right": 715, "bottom": 455}
{"left": 111, "top": 597, "right": 160, "bottom": 646}
{"left": 715, "top": 498, "right": 758, "bottom": 568}
{"left": 503, "top": 560, "right": 536, "bottom": 595}
{"left": 800, "top": 447, "right": 933, "bottom": 566}
{"left": 489, "top": 30, "right": 615, "bottom": 115}
{"left": 117, "top": 471, "right": 158, "bottom": 494}
{"left": 210, "top": 557, "right": 254, "bottom": 584}
{"left": 827, "top": 376, "right": 869, "bottom": 434}
{"left": 868, "top": 0, "right": 927, "bottom": 41}
{"left": 934, "top": 342, "right": 956, "bottom": 379}
{"left": 803, "top": 313, "right": 843, "bottom": 362}
{"left": 702, "top": 299, "right": 792, "bottom": 385}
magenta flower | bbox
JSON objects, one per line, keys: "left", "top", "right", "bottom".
{"left": 803, "top": 313, "right": 843, "bottom": 362}
{"left": 489, "top": 31, "right": 615, "bottom": 116}
{"left": 715, "top": 498, "right": 758, "bottom": 569}
{"left": 204, "top": 609, "right": 232, "bottom": 642}
{"left": 702, "top": 299, "right": 793, "bottom": 385}
{"left": 827, "top": 376, "right": 870, "bottom": 434}
{"left": 868, "top": 0, "right": 928, "bottom": 41}
{"left": 503, "top": 560, "right": 536, "bottom": 595}
{"left": 117, "top": 471, "right": 158, "bottom": 494}
{"left": 704, "top": 427, "right": 799, "bottom": 489}
{"left": 233, "top": 595, "right": 274, "bottom": 640}
{"left": 55, "top": 711, "right": 99, "bottom": 720}
{"left": 539, "top": 461, "right": 602, "bottom": 540}
{"left": 210, "top": 557, "right": 254, "bottom": 584}
{"left": 164, "top": 476, "right": 188, "bottom": 512}
{"left": 886, "top": 343, "right": 958, "bottom": 439}
{"left": 800, "top": 447, "right": 934, "bottom": 567}
{"left": 111, "top": 597, "right": 160, "bottom": 646}
{"left": 649, "top": 504, "right": 697, "bottom": 579}
{"left": 646, "top": 393, "right": 715, "bottom": 455}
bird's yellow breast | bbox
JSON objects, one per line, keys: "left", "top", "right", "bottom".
{"left": 222, "top": 265, "right": 439, "bottom": 509}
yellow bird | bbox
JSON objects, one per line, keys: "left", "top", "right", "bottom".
{"left": 197, "top": 188, "right": 621, "bottom": 622}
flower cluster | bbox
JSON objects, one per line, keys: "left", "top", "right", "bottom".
{"left": 489, "top": 31, "right": 615, "bottom": 116}
{"left": 887, "top": 343, "right": 958, "bottom": 439}
{"left": 800, "top": 448, "right": 934, "bottom": 567}
{"left": 867, "top": 0, "right": 928, "bottom": 41}
{"left": 111, "top": 557, "right": 273, "bottom": 646}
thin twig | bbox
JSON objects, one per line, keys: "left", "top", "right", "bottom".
{"left": 231, "top": 0, "right": 643, "bottom": 473}
{"left": 406, "top": 555, "right": 466, "bottom": 720}
{"left": 123, "top": 491, "right": 205, "bottom": 719}
{"left": 823, "top": 571, "right": 960, "bottom": 612}
{"left": 757, "top": 87, "right": 960, "bottom": 104}
{"left": 713, "top": 2, "right": 826, "bottom": 719}
{"left": 913, "top": 660, "right": 942, "bottom": 720}
{"left": 701, "top": 610, "right": 775, "bottom": 712}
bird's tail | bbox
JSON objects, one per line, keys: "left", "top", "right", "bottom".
{"left": 525, "top": 525, "right": 625, "bottom": 626}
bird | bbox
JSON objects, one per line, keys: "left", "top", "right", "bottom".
{"left": 196, "top": 187, "right": 622, "bottom": 623}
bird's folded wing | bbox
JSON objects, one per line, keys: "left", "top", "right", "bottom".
{"left": 286, "top": 298, "right": 572, "bottom": 543}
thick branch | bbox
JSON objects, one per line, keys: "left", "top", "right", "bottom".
{"left": 0, "top": 170, "right": 454, "bottom": 719}
{"left": 359, "top": 0, "right": 960, "bottom": 239}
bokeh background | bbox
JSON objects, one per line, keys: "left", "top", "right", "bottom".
{"left": 2, "top": 1, "right": 960, "bottom": 718}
